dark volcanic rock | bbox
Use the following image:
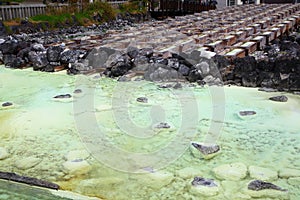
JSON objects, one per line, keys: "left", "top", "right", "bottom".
{"left": 269, "top": 95, "right": 288, "bottom": 102}
{"left": 187, "top": 68, "right": 202, "bottom": 82}
{"left": 42, "top": 64, "right": 55, "bottom": 72}
{"left": 60, "top": 50, "right": 81, "bottom": 64}
{"left": 2, "top": 54, "right": 16, "bottom": 67}
{"left": 0, "top": 40, "right": 18, "bottom": 54}
{"left": 28, "top": 51, "right": 48, "bottom": 70}
{"left": 178, "top": 64, "right": 190, "bottom": 76}
{"left": 2, "top": 102, "right": 13, "bottom": 107}
{"left": 47, "top": 46, "right": 63, "bottom": 62}
{"left": 191, "top": 142, "right": 220, "bottom": 155}
{"left": 73, "top": 89, "right": 82, "bottom": 94}
{"left": 192, "top": 177, "right": 217, "bottom": 187}
{"left": 144, "top": 63, "right": 183, "bottom": 82}
{"left": 53, "top": 94, "right": 72, "bottom": 99}
{"left": 239, "top": 111, "right": 256, "bottom": 116}
{"left": 127, "top": 46, "right": 139, "bottom": 59}
{"left": 248, "top": 180, "right": 287, "bottom": 191}
{"left": 154, "top": 122, "right": 170, "bottom": 129}
{"left": 258, "top": 87, "right": 278, "bottom": 92}
{"left": 136, "top": 97, "right": 148, "bottom": 103}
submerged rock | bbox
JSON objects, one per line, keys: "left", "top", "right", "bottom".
{"left": 73, "top": 89, "right": 82, "bottom": 94}
{"left": 258, "top": 87, "right": 278, "bottom": 92}
{"left": 154, "top": 122, "right": 170, "bottom": 129}
{"left": 191, "top": 177, "right": 217, "bottom": 187}
{"left": 213, "top": 162, "right": 247, "bottom": 181}
{"left": 190, "top": 142, "right": 220, "bottom": 160}
{"left": 53, "top": 94, "right": 72, "bottom": 99}
{"left": 190, "top": 177, "right": 219, "bottom": 196}
{"left": 269, "top": 95, "right": 288, "bottom": 102}
{"left": 248, "top": 180, "right": 287, "bottom": 191}
{"left": 136, "top": 97, "right": 148, "bottom": 103}
{"left": 239, "top": 110, "right": 256, "bottom": 116}
{"left": 2, "top": 102, "right": 13, "bottom": 107}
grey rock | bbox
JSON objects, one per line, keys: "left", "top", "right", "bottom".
{"left": 47, "top": 46, "right": 63, "bottom": 62}
{"left": 258, "top": 87, "right": 278, "bottom": 92}
{"left": 136, "top": 97, "right": 148, "bottom": 103}
{"left": 28, "top": 51, "right": 48, "bottom": 70}
{"left": 31, "top": 43, "right": 45, "bottom": 52}
{"left": 53, "top": 94, "right": 72, "bottom": 99}
{"left": 248, "top": 180, "right": 287, "bottom": 191}
{"left": 127, "top": 46, "right": 139, "bottom": 59}
{"left": 167, "top": 58, "right": 180, "bottom": 69}
{"left": 191, "top": 142, "right": 220, "bottom": 155}
{"left": 86, "top": 48, "right": 109, "bottom": 69}
{"left": 269, "top": 95, "right": 288, "bottom": 102}
{"left": 239, "top": 111, "right": 256, "bottom": 116}
{"left": 2, "top": 54, "right": 16, "bottom": 66}
{"left": 191, "top": 177, "right": 217, "bottom": 187}
{"left": 60, "top": 50, "right": 80, "bottom": 64}
{"left": 187, "top": 69, "right": 202, "bottom": 82}
{"left": 154, "top": 122, "right": 170, "bottom": 129}
{"left": 178, "top": 64, "right": 190, "bottom": 76}
{"left": 73, "top": 89, "right": 82, "bottom": 94}
{"left": 196, "top": 61, "right": 210, "bottom": 76}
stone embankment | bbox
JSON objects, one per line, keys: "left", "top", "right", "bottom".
{"left": 1, "top": 4, "right": 300, "bottom": 91}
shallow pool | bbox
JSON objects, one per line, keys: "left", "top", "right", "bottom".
{"left": 0, "top": 67, "right": 299, "bottom": 199}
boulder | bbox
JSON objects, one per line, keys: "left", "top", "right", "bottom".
{"left": 144, "top": 63, "right": 183, "bottom": 82}
{"left": 239, "top": 110, "right": 256, "bottom": 116}
{"left": 178, "top": 64, "right": 190, "bottom": 76}
{"left": 2, "top": 102, "right": 13, "bottom": 107}
{"left": 28, "top": 51, "right": 48, "bottom": 70}
{"left": 85, "top": 47, "right": 111, "bottom": 69}
{"left": 213, "top": 163, "right": 247, "bottom": 181}
{"left": 269, "top": 95, "right": 288, "bottom": 102}
{"left": 153, "top": 122, "right": 170, "bottom": 129}
{"left": 31, "top": 43, "right": 45, "bottom": 52}
{"left": 245, "top": 180, "right": 289, "bottom": 199}
{"left": 195, "top": 61, "right": 210, "bottom": 76}
{"left": 0, "top": 40, "right": 18, "bottom": 54}
{"left": 47, "top": 46, "right": 63, "bottom": 62}
{"left": 109, "top": 55, "right": 133, "bottom": 77}
{"left": 191, "top": 176, "right": 217, "bottom": 187}
{"left": 249, "top": 166, "right": 278, "bottom": 181}
{"left": 187, "top": 68, "right": 202, "bottom": 82}
{"left": 136, "top": 97, "right": 148, "bottom": 103}
{"left": 127, "top": 46, "right": 139, "bottom": 59}
{"left": 2, "top": 54, "right": 16, "bottom": 67}
{"left": 60, "top": 50, "right": 81, "bottom": 64}
{"left": 53, "top": 94, "right": 72, "bottom": 99}
{"left": 248, "top": 180, "right": 286, "bottom": 191}
{"left": 190, "top": 177, "right": 220, "bottom": 197}
{"left": 190, "top": 142, "right": 220, "bottom": 160}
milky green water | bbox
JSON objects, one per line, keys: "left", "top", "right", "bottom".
{"left": 0, "top": 67, "right": 300, "bottom": 200}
